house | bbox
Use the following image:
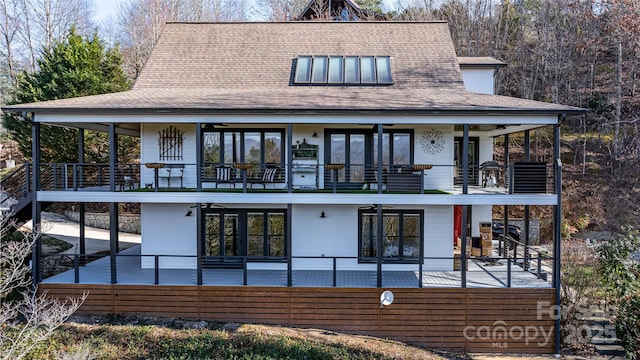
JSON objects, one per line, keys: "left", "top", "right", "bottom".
{"left": 2, "top": 21, "right": 583, "bottom": 353}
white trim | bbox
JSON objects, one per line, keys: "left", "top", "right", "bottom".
{"left": 37, "top": 191, "right": 559, "bottom": 206}
{"left": 37, "top": 114, "right": 559, "bottom": 126}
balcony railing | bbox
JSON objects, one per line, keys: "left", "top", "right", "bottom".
{"left": 39, "top": 249, "right": 553, "bottom": 289}
{"left": 35, "top": 161, "right": 558, "bottom": 195}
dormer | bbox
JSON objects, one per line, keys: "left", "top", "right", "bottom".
{"left": 457, "top": 57, "right": 507, "bottom": 95}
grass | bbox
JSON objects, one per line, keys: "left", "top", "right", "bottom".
{"left": 26, "top": 316, "right": 461, "bottom": 360}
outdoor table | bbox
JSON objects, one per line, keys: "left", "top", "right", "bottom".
{"left": 325, "top": 164, "right": 345, "bottom": 193}
{"left": 145, "top": 163, "right": 165, "bottom": 192}
{"left": 234, "top": 163, "right": 254, "bottom": 193}
{"left": 412, "top": 164, "right": 432, "bottom": 194}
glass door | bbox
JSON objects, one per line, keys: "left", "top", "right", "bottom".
{"left": 203, "top": 210, "right": 287, "bottom": 268}
{"left": 204, "top": 212, "right": 243, "bottom": 266}
{"left": 454, "top": 137, "right": 479, "bottom": 185}
{"left": 326, "top": 132, "right": 372, "bottom": 189}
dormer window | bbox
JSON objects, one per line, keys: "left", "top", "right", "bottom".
{"left": 294, "top": 55, "right": 393, "bottom": 85}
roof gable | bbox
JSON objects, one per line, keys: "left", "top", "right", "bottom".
{"left": 296, "top": 0, "right": 388, "bottom": 20}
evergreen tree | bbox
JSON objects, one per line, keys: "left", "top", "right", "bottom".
{"left": 2, "top": 27, "right": 132, "bottom": 163}
{"left": 355, "top": 0, "right": 384, "bottom": 14}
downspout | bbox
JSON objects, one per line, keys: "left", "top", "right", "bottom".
{"left": 554, "top": 114, "right": 565, "bottom": 356}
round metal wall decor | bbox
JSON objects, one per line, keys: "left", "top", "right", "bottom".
{"left": 420, "top": 128, "right": 445, "bottom": 155}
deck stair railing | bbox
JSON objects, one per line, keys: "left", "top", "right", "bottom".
{"left": 0, "top": 163, "right": 33, "bottom": 226}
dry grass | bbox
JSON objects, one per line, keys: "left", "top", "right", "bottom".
{"left": 26, "top": 315, "right": 464, "bottom": 359}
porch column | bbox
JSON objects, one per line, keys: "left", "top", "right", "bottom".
{"left": 287, "top": 203, "right": 292, "bottom": 286}
{"left": 109, "top": 123, "right": 117, "bottom": 192}
{"left": 78, "top": 129, "right": 86, "bottom": 256}
{"left": 460, "top": 125, "right": 469, "bottom": 287}
{"left": 30, "top": 117, "right": 41, "bottom": 286}
{"left": 376, "top": 204, "right": 383, "bottom": 288}
{"left": 462, "top": 125, "right": 469, "bottom": 194}
{"left": 287, "top": 124, "right": 293, "bottom": 193}
{"left": 377, "top": 124, "right": 383, "bottom": 194}
{"left": 196, "top": 203, "right": 202, "bottom": 285}
{"left": 196, "top": 123, "right": 202, "bottom": 192}
{"left": 553, "top": 116, "right": 564, "bottom": 355}
{"left": 523, "top": 130, "right": 531, "bottom": 270}
{"left": 109, "top": 202, "right": 118, "bottom": 284}
{"left": 503, "top": 133, "right": 510, "bottom": 257}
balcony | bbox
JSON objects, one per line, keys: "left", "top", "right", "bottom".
{"left": 36, "top": 162, "right": 558, "bottom": 196}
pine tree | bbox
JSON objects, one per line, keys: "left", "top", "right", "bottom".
{"left": 2, "top": 27, "right": 131, "bottom": 163}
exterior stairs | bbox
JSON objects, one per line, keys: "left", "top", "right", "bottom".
{"left": 1, "top": 163, "right": 33, "bottom": 231}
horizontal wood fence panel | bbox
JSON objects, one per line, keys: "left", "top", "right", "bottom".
{"left": 38, "top": 284, "right": 556, "bottom": 354}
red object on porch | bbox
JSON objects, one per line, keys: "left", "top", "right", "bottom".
{"left": 454, "top": 205, "right": 462, "bottom": 246}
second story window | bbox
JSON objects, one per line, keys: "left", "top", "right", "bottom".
{"left": 294, "top": 56, "right": 393, "bottom": 85}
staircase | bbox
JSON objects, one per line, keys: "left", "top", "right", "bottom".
{"left": 1, "top": 163, "right": 33, "bottom": 231}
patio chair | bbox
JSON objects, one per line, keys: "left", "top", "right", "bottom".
{"left": 214, "top": 165, "right": 235, "bottom": 189}
{"left": 249, "top": 165, "right": 279, "bottom": 189}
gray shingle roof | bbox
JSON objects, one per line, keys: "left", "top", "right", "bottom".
{"left": 3, "top": 22, "right": 583, "bottom": 115}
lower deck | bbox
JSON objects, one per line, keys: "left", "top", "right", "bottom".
{"left": 42, "top": 245, "right": 551, "bottom": 288}
{"left": 38, "top": 284, "right": 557, "bottom": 353}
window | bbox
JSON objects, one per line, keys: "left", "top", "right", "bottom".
{"left": 325, "top": 129, "right": 413, "bottom": 188}
{"left": 360, "top": 56, "right": 376, "bottom": 84}
{"left": 328, "top": 56, "right": 343, "bottom": 83}
{"left": 202, "top": 129, "right": 284, "bottom": 181}
{"left": 294, "top": 56, "right": 312, "bottom": 83}
{"left": 311, "top": 56, "right": 327, "bottom": 83}
{"left": 344, "top": 56, "right": 360, "bottom": 84}
{"left": 293, "top": 55, "right": 393, "bottom": 85}
{"left": 359, "top": 209, "right": 423, "bottom": 262}
{"left": 204, "top": 209, "right": 286, "bottom": 265}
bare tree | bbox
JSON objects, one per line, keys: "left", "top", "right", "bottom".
{"left": 0, "top": 0, "right": 94, "bottom": 87}
{"left": 0, "top": 217, "right": 86, "bottom": 360}
{"left": 254, "top": 0, "right": 308, "bottom": 21}
{"left": 117, "top": 0, "right": 251, "bottom": 80}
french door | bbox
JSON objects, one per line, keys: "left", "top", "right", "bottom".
{"left": 203, "top": 209, "right": 286, "bottom": 267}
{"left": 325, "top": 130, "right": 412, "bottom": 189}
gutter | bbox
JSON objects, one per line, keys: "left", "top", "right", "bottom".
{"left": 1, "top": 106, "right": 587, "bottom": 117}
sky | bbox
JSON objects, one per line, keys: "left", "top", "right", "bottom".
{"left": 92, "top": 0, "right": 398, "bottom": 25}
{"left": 94, "top": 0, "right": 127, "bottom": 25}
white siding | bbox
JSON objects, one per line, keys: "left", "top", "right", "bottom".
{"left": 141, "top": 203, "right": 197, "bottom": 268}
{"left": 471, "top": 205, "right": 492, "bottom": 237}
{"left": 414, "top": 125, "right": 455, "bottom": 191}
{"left": 460, "top": 68, "right": 495, "bottom": 94}
{"left": 140, "top": 124, "right": 197, "bottom": 188}
{"left": 424, "top": 205, "right": 454, "bottom": 270}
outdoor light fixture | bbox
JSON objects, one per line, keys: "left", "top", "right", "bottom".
{"left": 312, "top": 131, "right": 318, "bottom": 137}
{"left": 379, "top": 290, "right": 394, "bottom": 308}
{"left": 185, "top": 205, "right": 198, "bottom": 217}
{"left": 320, "top": 211, "right": 326, "bottom": 218}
